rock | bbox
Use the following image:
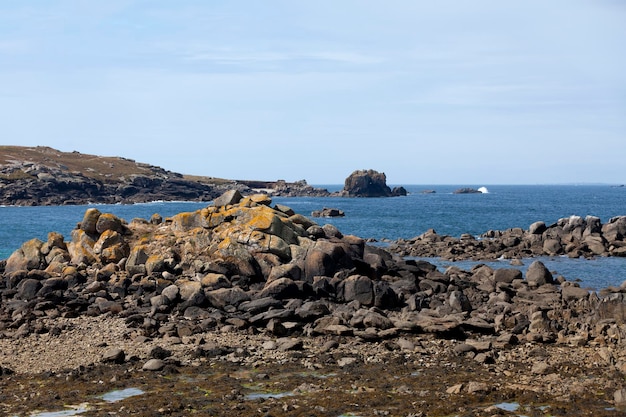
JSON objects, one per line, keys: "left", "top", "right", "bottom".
{"left": 5, "top": 238, "right": 45, "bottom": 274}
{"left": 150, "top": 346, "right": 172, "bottom": 360}
{"left": 453, "top": 344, "right": 476, "bottom": 356}
{"left": 396, "top": 338, "right": 415, "bottom": 351}
{"left": 95, "top": 213, "right": 125, "bottom": 234}
{"left": 341, "top": 169, "right": 394, "bottom": 197}
{"left": 448, "top": 290, "right": 472, "bottom": 312}
{"left": 526, "top": 260, "right": 553, "bottom": 286}
{"left": 295, "top": 300, "right": 330, "bottom": 321}
{"left": 213, "top": 190, "right": 243, "bottom": 208}
{"left": 614, "top": 388, "right": 626, "bottom": 409}
{"left": 257, "top": 278, "right": 300, "bottom": 300}
{"left": 80, "top": 208, "right": 101, "bottom": 234}
{"left": 342, "top": 275, "right": 374, "bottom": 305}
{"left": 391, "top": 186, "right": 407, "bottom": 196}
{"left": 561, "top": 284, "right": 589, "bottom": 301}
{"left": 311, "top": 208, "right": 345, "bottom": 218}
{"left": 362, "top": 310, "right": 394, "bottom": 330}
{"left": 529, "top": 221, "right": 547, "bottom": 234}
{"left": 446, "top": 383, "right": 464, "bottom": 394}
{"left": 277, "top": 338, "right": 303, "bottom": 351}
{"left": 142, "top": 359, "right": 165, "bottom": 371}
{"left": 206, "top": 287, "right": 250, "bottom": 309}
{"left": 453, "top": 188, "right": 481, "bottom": 194}
{"left": 531, "top": 361, "right": 551, "bottom": 375}
{"left": 337, "top": 357, "right": 358, "bottom": 367}
{"left": 102, "top": 348, "right": 125, "bottom": 364}
{"left": 494, "top": 268, "right": 522, "bottom": 284}
{"left": 466, "top": 381, "right": 490, "bottom": 393}
{"left": 16, "top": 278, "right": 42, "bottom": 300}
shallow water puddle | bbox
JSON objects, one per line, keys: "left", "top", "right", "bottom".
{"left": 99, "top": 387, "right": 144, "bottom": 402}
{"left": 27, "top": 404, "right": 89, "bottom": 417}
{"left": 26, "top": 388, "right": 145, "bottom": 417}
{"left": 245, "top": 391, "right": 294, "bottom": 400}
{"left": 495, "top": 402, "right": 520, "bottom": 412}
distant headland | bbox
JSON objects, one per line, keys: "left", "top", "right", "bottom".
{"left": 0, "top": 146, "right": 407, "bottom": 206}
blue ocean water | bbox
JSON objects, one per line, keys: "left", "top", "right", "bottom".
{"left": 1, "top": 185, "right": 624, "bottom": 289}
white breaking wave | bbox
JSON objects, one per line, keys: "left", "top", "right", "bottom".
{"left": 478, "top": 186, "right": 489, "bottom": 194}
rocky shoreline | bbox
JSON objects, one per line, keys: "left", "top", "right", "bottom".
{"left": 388, "top": 215, "right": 626, "bottom": 261}
{"left": 0, "top": 146, "right": 332, "bottom": 206}
{"left": 0, "top": 190, "right": 625, "bottom": 415}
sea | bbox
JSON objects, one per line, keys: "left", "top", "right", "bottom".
{"left": 1, "top": 184, "right": 625, "bottom": 290}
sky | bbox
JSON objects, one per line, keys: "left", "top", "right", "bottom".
{"left": 1, "top": 1, "right": 625, "bottom": 185}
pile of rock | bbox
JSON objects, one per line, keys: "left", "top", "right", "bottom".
{"left": 390, "top": 215, "right": 626, "bottom": 260}
{"left": 0, "top": 191, "right": 625, "bottom": 354}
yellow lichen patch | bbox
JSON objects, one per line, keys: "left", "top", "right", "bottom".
{"left": 247, "top": 210, "right": 278, "bottom": 232}
{"left": 145, "top": 254, "right": 166, "bottom": 274}
{"left": 100, "top": 245, "right": 129, "bottom": 264}
{"left": 206, "top": 212, "right": 227, "bottom": 229}
{"left": 170, "top": 210, "right": 205, "bottom": 233}
{"left": 217, "top": 236, "right": 234, "bottom": 252}
{"left": 67, "top": 239, "right": 97, "bottom": 266}
{"left": 71, "top": 229, "right": 96, "bottom": 248}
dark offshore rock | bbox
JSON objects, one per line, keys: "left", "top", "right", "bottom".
{"left": 339, "top": 169, "right": 396, "bottom": 197}
{"left": 391, "top": 186, "right": 407, "bottom": 196}
{"left": 311, "top": 208, "right": 345, "bottom": 218}
{"left": 0, "top": 190, "right": 625, "bottom": 355}
{"left": 453, "top": 188, "right": 482, "bottom": 194}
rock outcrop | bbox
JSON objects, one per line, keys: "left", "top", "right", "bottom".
{"left": 337, "top": 169, "right": 405, "bottom": 197}
{"left": 238, "top": 179, "right": 330, "bottom": 197}
{"left": 390, "top": 215, "right": 626, "bottom": 260}
{"left": 454, "top": 188, "right": 482, "bottom": 194}
{"left": 1, "top": 191, "right": 625, "bottom": 355}
{"left": 312, "top": 208, "right": 345, "bottom": 218}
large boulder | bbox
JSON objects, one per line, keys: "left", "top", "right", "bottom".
{"left": 341, "top": 169, "right": 394, "bottom": 197}
{"left": 526, "top": 260, "right": 554, "bottom": 286}
{"left": 5, "top": 238, "right": 45, "bottom": 274}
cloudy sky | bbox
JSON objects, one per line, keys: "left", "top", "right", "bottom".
{"left": 1, "top": 1, "right": 624, "bottom": 184}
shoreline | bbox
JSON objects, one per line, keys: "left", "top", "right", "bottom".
{"left": 0, "top": 192, "right": 625, "bottom": 415}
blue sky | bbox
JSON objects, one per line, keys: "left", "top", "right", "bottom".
{"left": 1, "top": 1, "right": 625, "bottom": 184}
